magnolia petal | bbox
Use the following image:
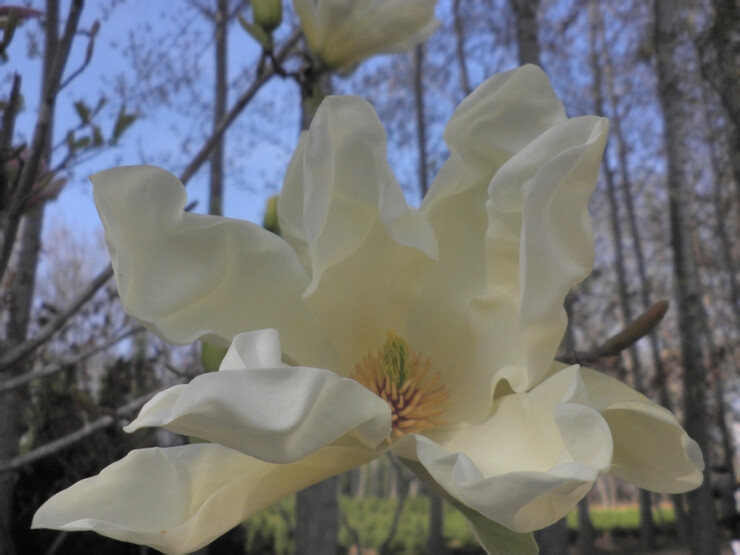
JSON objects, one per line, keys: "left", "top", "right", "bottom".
{"left": 468, "top": 115, "right": 609, "bottom": 401}
{"left": 280, "top": 96, "right": 437, "bottom": 371}
{"left": 125, "top": 331, "right": 391, "bottom": 461}
{"left": 409, "top": 65, "right": 568, "bottom": 425}
{"left": 394, "top": 434, "right": 596, "bottom": 534}
{"left": 393, "top": 367, "right": 614, "bottom": 533}
{"left": 451, "top": 501, "right": 538, "bottom": 555}
{"left": 398, "top": 455, "right": 537, "bottom": 554}
{"left": 294, "top": 0, "right": 439, "bottom": 68}
{"left": 218, "top": 328, "right": 283, "bottom": 370}
{"left": 579, "top": 368, "right": 704, "bottom": 493}
{"left": 33, "top": 442, "right": 375, "bottom": 553}
{"left": 92, "top": 166, "right": 337, "bottom": 370}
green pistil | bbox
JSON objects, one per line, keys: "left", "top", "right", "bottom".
{"left": 382, "top": 332, "right": 409, "bottom": 388}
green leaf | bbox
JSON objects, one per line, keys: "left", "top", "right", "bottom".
{"left": 92, "top": 96, "right": 107, "bottom": 116}
{"left": 74, "top": 100, "right": 90, "bottom": 124}
{"left": 238, "top": 14, "right": 273, "bottom": 49}
{"left": 201, "top": 341, "right": 229, "bottom": 372}
{"left": 72, "top": 136, "right": 91, "bottom": 150}
{"left": 92, "top": 125, "right": 104, "bottom": 146}
{"left": 112, "top": 105, "right": 137, "bottom": 142}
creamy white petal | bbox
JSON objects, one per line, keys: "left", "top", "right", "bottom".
{"left": 469, "top": 116, "right": 609, "bottom": 398}
{"left": 579, "top": 368, "right": 704, "bottom": 492}
{"left": 33, "top": 443, "right": 376, "bottom": 553}
{"left": 450, "top": 501, "right": 538, "bottom": 555}
{"left": 279, "top": 96, "right": 437, "bottom": 371}
{"left": 409, "top": 65, "right": 569, "bottom": 426}
{"left": 394, "top": 434, "right": 597, "bottom": 534}
{"left": 219, "top": 328, "right": 283, "bottom": 371}
{"left": 125, "top": 332, "right": 391, "bottom": 461}
{"left": 92, "top": 166, "right": 337, "bottom": 371}
{"left": 294, "top": 0, "right": 438, "bottom": 68}
{"left": 393, "top": 366, "right": 614, "bottom": 533}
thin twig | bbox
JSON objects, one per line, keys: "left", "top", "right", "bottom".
{"left": 0, "top": 263, "right": 113, "bottom": 372}
{"left": 0, "top": 387, "right": 164, "bottom": 473}
{"left": 338, "top": 505, "right": 363, "bottom": 553}
{"left": 0, "top": 326, "right": 143, "bottom": 392}
{"left": 0, "top": 74, "right": 22, "bottom": 210}
{"left": 57, "top": 20, "right": 99, "bottom": 92}
{"left": 179, "top": 26, "right": 301, "bottom": 184}
{"left": 0, "top": 28, "right": 301, "bottom": 374}
{"left": 380, "top": 454, "right": 411, "bottom": 555}
{"left": 0, "top": 0, "right": 84, "bottom": 283}
{"left": 557, "top": 300, "right": 670, "bottom": 366}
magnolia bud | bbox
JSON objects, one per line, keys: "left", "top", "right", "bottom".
{"left": 253, "top": 0, "right": 283, "bottom": 33}
{"left": 262, "top": 195, "right": 281, "bottom": 235}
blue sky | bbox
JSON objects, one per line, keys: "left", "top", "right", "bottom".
{"left": 7, "top": 1, "right": 301, "bottom": 247}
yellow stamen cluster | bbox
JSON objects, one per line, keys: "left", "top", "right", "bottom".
{"left": 351, "top": 332, "right": 448, "bottom": 440}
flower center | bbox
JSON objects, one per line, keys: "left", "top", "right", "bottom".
{"left": 351, "top": 332, "right": 448, "bottom": 440}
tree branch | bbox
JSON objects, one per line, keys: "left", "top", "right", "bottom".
{"left": 57, "top": 20, "right": 100, "bottom": 92}
{"left": 179, "top": 26, "right": 301, "bottom": 184}
{"left": 0, "top": 387, "right": 164, "bottom": 473}
{"left": 557, "top": 301, "right": 669, "bottom": 366}
{"left": 0, "top": 0, "right": 84, "bottom": 283}
{"left": 0, "top": 326, "right": 143, "bottom": 392}
{"left": 380, "top": 454, "right": 411, "bottom": 555}
{"left": 0, "top": 28, "right": 302, "bottom": 373}
{"left": 0, "top": 262, "right": 113, "bottom": 372}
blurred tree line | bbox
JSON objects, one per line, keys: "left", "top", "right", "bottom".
{"left": 0, "top": 0, "right": 738, "bottom": 553}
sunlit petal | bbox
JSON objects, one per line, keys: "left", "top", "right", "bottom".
{"left": 124, "top": 332, "right": 392, "bottom": 461}
{"left": 279, "top": 96, "right": 437, "bottom": 371}
{"left": 92, "top": 166, "right": 337, "bottom": 370}
{"left": 469, "top": 115, "right": 609, "bottom": 399}
{"left": 293, "top": 0, "right": 438, "bottom": 68}
{"left": 33, "top": 442, "right": 376, "bottom": 553}
{"left": 579, "top": 368, "right": 704, "bottom": 492}
{"left": 410, "top": 65, "right": 569, "bottom": 425}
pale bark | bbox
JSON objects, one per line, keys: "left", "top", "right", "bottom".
{"left": 654, "top": 1, "right": 719, "bottom": 552}
{"left": 294, "top": 71, "right": 340, "bottom": 555}
{"left": 0, "top": 1, "right": 62, "bottom": 550}
{"left": 452, "top": 0, "right": 472, "bottom": 96}
{"left": 414, "top": 45, "right": 429, "bottom": 197}
{"left": 700, "top": 0, "right": 740, "bottom": 190}
{"left": 509, "top": 0, "right": 541, "bottom": 66}
{"left": 209, "top": 0, "right": 228, "bottom": 216}
{"left": 587, "top": 2, "right": 654, "bottom": 548}
{"left": 427, "top": 493, "right": 446, "bottom": 555}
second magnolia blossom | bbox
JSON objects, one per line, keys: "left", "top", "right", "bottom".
{"left": 33, "top": 65, "right": 703, "bottom": 553}
{"left": 293, "top": 0, "right": 439, "bottom": 68}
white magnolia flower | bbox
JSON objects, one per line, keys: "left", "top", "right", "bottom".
{"left": 293, "top": 0, "right": 439, "bottom": 68}
{"left": 33, "top": 65, "right": 703, "bottom": 554}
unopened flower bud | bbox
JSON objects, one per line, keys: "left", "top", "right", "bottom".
{"left": 253, "top": 0, "right": 283, "bottom": 33}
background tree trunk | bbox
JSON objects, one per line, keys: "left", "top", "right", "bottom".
{"left": 294, "top": 71, "right": 339, "bottom": 555}
{"left": 0, "top": 1, "right": 61, "bottom": 551}
{"left": 587, "top": 1, "right": 655, "bottom": 548}
{"left": 209, "top": 0, "right": 228, "bottom": 217}
{"left": 653, "top": 1, "right": 719, "bottom": 552}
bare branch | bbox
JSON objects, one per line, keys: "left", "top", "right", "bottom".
{"left": 0, "top": 28, "right": 303, "bottom": 372}
{"left": 0, "top": 0, "right": 84, "bottom": 283}
{"left": 557, "top": 301, "right": 670, "bottom": 366}
{"left": 0, "top": 387, "right": 164, "bottom": 473}
{"left": 0, "top": 74, "right": 22, "bottom": 210}
{"left": 57, "top": 20, "right": 100, "bottom": 92}
{"left": 0, "top": 326, "right": 143, "bottom": 393}
{"left": 0, "top": 263, "right": 113, "bottom": 372}
{"left": 380, "top": 454, "right": 411, "bottom": 555}
{"left": 179, "top": 26, "right": 301, "bottom": 184}
{"left": 338, "top": 506, "right": 362, "bottom": 553}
